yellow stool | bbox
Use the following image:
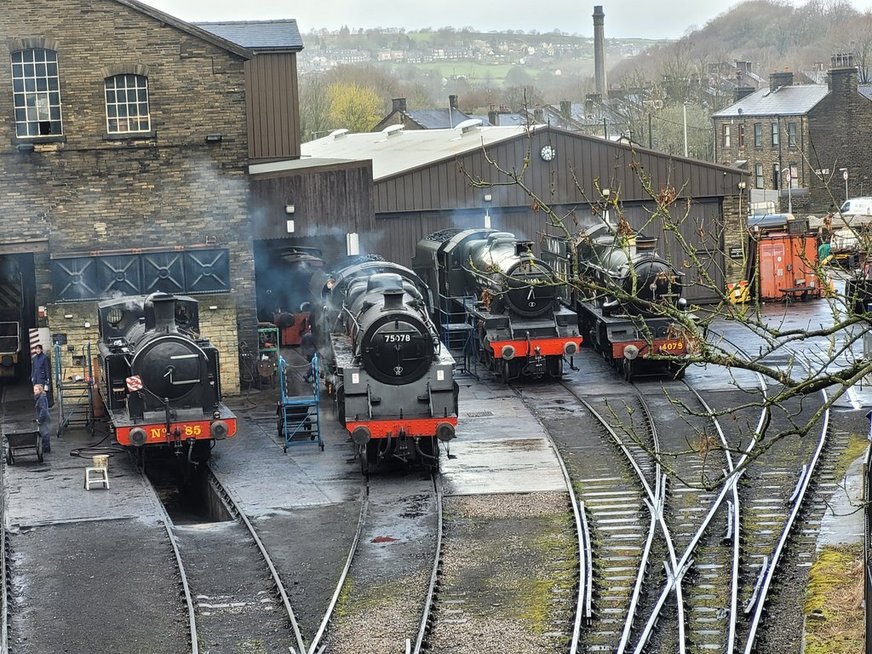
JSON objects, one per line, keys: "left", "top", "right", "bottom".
{"left": 84, "top": 455, "right": 110, "bottom": 490}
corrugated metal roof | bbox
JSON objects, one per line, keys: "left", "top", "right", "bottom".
{"left": 406, "top": 109, "right": 474, "bottom": 129}
{"left": 287, "top": 124, "right": 543, "bottom": 181}
{"left": 711, "top": 84, "right": 828, "bottom": 118}
{"left": 194, "top": 20, "right": 303, "bottom": 51}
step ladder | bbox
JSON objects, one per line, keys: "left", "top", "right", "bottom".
{"left": 54, "top": 341, "right": 95, "bottom": 437}
{"left": 438, "top": 294, "right": 479, "bottom": 380}
{"left": 277, "top": 354, "right": 322, "bottom": 452}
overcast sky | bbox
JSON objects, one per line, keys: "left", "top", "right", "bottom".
{"left": 139, "top": 0, "right": 872, "bottom": 39}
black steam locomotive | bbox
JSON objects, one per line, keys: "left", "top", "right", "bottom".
{"left": 310, "top": 258, "right": 458, "bottom": 473}
{"left": 96, "top": 293, "right": 237, "bottom": 464}
{"left": 413, "top": 228, "right": 581, "bottom": 382}
{"left": 542, "top": 222, "right": 692, "bottom": 381}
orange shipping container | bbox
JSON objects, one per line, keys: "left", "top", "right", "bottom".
{"left": 757, "top": 234, "right": 819, "bottom": 300}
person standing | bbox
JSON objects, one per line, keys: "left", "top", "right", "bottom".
{"left": 31, "top": 343, "right": 52, "bottom": 406}
{"left": 34, "top": 384, "right": 51, "bottom": 454}
{"left": 31, "top": 344, "right": 51, "bottom": 389}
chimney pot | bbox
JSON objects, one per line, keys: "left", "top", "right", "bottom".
{"left": 448, "top": 94, "right": 458, "bottom": 109}
{"left": 391, "top": 97, "right": 407, "bottom": 112}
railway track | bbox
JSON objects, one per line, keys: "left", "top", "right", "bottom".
{"left": 313, "top": 472, "right": 439, "bottom": 654}
{"left": 521, "top": 343, "right": 837, "bottom": 653}
{"left": 515, "top": 382, "right": 654, "bottom": 652}
{"left": 158, "top": 467, "right": 308, "bottom": 654}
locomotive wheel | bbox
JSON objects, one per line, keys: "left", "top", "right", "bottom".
{"left": 501, "top": 359, "right": 515, "bottom": 383}
{"left": 336, "top": 386, "right": 346, "bottom": 426}
{"left": 547, "top": 356, "right": 563, "bottom": 378}
{"left": 622, "top": 359, "right": 635, "bottom": 382}
{"left": 359, "top": 440, "right": 378, "bottom": 475}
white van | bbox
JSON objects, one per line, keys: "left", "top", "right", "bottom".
{"left": 839, "top": 197, "right": 872, "bottom": 218}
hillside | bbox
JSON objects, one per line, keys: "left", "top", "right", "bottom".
{"left": 611, "top": 0, "right": 872, "bottom": 86}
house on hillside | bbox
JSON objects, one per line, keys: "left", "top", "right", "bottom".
{"left": 712, "top": 54, "right": 872, "bottom": 212}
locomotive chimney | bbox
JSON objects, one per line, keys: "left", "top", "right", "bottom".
{"left": 515, "top": 241, "right": 534, "bottom": 257}
{"left": 148, "top": 293, "right": 178, "bottom": 333}
{"left": 382, "top": 288, "right": 405, "bottom": 311}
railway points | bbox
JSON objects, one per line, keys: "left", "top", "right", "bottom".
{"left": 1, "top": 289, "right": 869, "bottom": 653}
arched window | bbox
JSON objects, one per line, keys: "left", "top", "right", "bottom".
{"left": 11, "top": 48, "right": 63, "bottom": 138}
{"left": 105, "top": 74, "right": 150, "bottom": 134}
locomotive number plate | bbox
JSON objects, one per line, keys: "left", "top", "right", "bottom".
{"left": 383, "top": 333, "right": 413, "bottom": 343}
{"left": 148, "top": 423, "right": 204, "bottom": 440}
{"left": 657, "top": 340, "right": 685, "bottom": 353}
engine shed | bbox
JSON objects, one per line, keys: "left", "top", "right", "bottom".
{"left": 281, "top": 123, "right": 749, "bottom": 305}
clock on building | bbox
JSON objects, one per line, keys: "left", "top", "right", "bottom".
{"left": 540, "top": 144, "right": 556, "bottom": 162}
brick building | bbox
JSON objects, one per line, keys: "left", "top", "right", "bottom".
{"left": 1, "top": 0, "right": 373, "bottom": 392}
{"left": 712, "top": 54, "right": 872, "bottom": 213}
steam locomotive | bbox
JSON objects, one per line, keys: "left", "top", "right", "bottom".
{"left": 542, "top": 222, "right": 692, "bottom": 381}
{"left": 413, "top": 228, "right": 581, "bottom": 382}
{"left": 96, "top": 292, "right": 237, "bottom": 464}
{"left": 310, "top": 258, "right": 458, "bottom": 473}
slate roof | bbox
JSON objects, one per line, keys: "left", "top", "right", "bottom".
{"left": 405, "top": 108, "right": 473, "bottom": 129}
{"left": 861, "top": 85, "right": 872, "bottom": 102}
{"left": 711, "top": 84, "right": 829, "bottom": 118}
{"left": 194, "top": 20, "right": 303, "bottom": 51}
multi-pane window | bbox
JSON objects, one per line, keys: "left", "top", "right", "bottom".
{"left": 788, "top": 163, "right": 797, "bottom": 188}
{"left": 755, "top": 163, "right": 764, "bottom": 189}
{"left": 737, "top": 124, "right": 745, "bottom": 147}
{"left": 11, "top": 48, "right": 63, "bottom": 138}
{"left": 771, "top": 123, "right": 779, "bottom": 146}
{"left": 787, "top": 122, "right": 797, "bottom": 147}
{"left": 105, "top": 74, "right": 150, "bottom": 134}
{"left": 753, "top": 123, "right": 762, "bottom": 147}
{"left": 722, "top": 124, "right": 731, "bottom": 148}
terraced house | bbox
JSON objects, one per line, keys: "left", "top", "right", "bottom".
{"left": 712, "top": 53, "right": 872, "bottom": 213}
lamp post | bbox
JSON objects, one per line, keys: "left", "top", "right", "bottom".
{"left": 781, "top": 167, "right": 792, "bottom": 214}
{"left": 738, "top": 180, "right": 747, "bottom": 220}
{"left": 839, "top": 168, "right": 848, "bottom": 203}
{"left": 602, "top": 187, "right": 611, "bottom": 224}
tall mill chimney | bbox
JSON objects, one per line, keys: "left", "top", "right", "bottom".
{"left": 593, "top": 5, "right": 607, "bottom": 99}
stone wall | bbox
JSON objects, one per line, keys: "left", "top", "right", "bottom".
{"left": 0, "top": 0, "right": 257, "bottom": 381}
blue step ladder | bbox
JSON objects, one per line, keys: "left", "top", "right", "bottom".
{"left": 276, "top": 354, "right": 322, "bottom": 452}
{"left": 439, "top": 293, "right": 479, "bottom": 380}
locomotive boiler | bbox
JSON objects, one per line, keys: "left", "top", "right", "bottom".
{"left": 543, "top": 221, "right": 692, "bottom": 381}
{"left": 413, "top": 228, "right": 581, "bottom": 381}
{"left": 310, "top": 258, "right": 458, "bottom": 473}
{"left": 96, "top": 292, "right": 237, "bottom": 464}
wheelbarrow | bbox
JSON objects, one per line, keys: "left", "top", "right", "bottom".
{"left": 4, "top": 429, "right": 43, "bottom": 465}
